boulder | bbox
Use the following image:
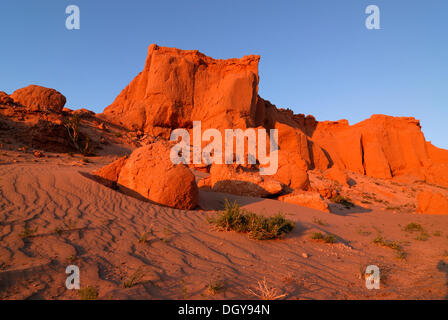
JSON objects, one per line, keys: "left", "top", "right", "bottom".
{"left": 323, "top": 166, "right": 350, "bottom": 187}
{"left": 115, "top": 141, "right": 198, "bottom": 209}
{"left": 416, "top": 191, "right": 448, "bottom": 215}
{"left": 209, "top": 164, "right": 283, "bottom": 198}
{"left": 310, "top": 179, "right": 340, "bottom": 200}
{"left": 278, "top": 191, "right": 329, "bottom": 213}
{"left": 274, "top": 150, "right": 310, "bottom": 190}
{"left": 10, "top": 85, "right": 66, "bottom": 113}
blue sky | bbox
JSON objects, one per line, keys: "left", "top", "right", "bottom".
{"left": 1, "top": 0, "right": 447, "bottom": 148}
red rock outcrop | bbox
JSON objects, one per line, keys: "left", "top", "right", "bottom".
{"left": 101, "top": 45, "right": 448, "bottom": 191}
{"left": 101, "top": 45, "right": 334, "bottom": 191}
{"left": 102, "top": 44, "right": 260, "bottom": 134}
{"left": 10, "top": 85, "right": 66, "bottom": 113}
{"left": 424, "top": 143, "right": 448, "bottom": 188}
{"left": 278, "top": 191, "right": 329, "bottom": 213}
{"left": 416, "top": 191, "right": 448, "bottom": 215}
{"left": 323, "top": 166, "right": 350, "bottom": 187}
{"left": 94, "top": 141, "right": 198, "bottom": 209}
{"left": 208, "top": 164, "right": 283, "bottom": 197}
{"left": 310, "top": 115, "right": 448, "bottom": 186}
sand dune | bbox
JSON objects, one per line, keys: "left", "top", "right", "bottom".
{"left": 0, "top": 162, "right": 447, "bottom": 299}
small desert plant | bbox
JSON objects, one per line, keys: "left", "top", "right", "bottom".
{"left": 312, "top": 217, "right": 327, "bottom": 226}
{"left": 372, "top": 236, "right": 406, "bottom": 260}
{"left": 208, "top": 199, "right": 294, "bottom": 240}
{"left": 404, "top": 223, "right": 423, "bottom": 232}
{"left": 163, "top": 225, "right": 172, "bottom": 237}
{"left": 310, "top": 232, "right": 336, "bottom": 244}
{"left": 207, "top": 279, "right": 224, "bottom": 295}
{"left": 67, "top": 219, "right": 77, "bottom": 230}
{"left": 138, "top": 232, "right": 149, "bottom": 244}
{"left": 78, "top": 286, "right": 99, "bottom": 300}
{"left": 433, "top": 231, "right": 442, "bottom": 237}
{"left": 323, "top": 234, "right": 336, "bottom": 243}
{"left": 67, "top": 255, "right": 77, "bottom": 264}
{"left": 330, "top": 195, "right": 354, "bottom": 208}
{"left": 248, "top": 278, "right": 287, "bottom": 300}
{"left": 281, "top": 273, "right": 297, "bottom": 284}
{"left": 372, "top": 236, "right": 401, "bottom": 250}
{"left": 64, "top": 114, "right": 94, "bottom": 156}
{"left": 357, "top": 228, "right": 372, "bottom": 236}
{"left": 20, "top": 226, "right": 37, "bottom": 238}
{"left": 310, "top": 232, "right": 324, "bottom": 240}
{"left": 181, "top": 279, "right": 189, "bottom": 299}
{"left": 415, "top": 232, "right": 430, "bottom": 241}
{"left": 122, "top": 267, "right": 145, "bottom": 288}
{"left": 396, "top": 250, "right": 407, "bottom": 260}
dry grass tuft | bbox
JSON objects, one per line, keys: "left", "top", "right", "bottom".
{"left": 248, "top": 277, "right": 287, "bottom": 300}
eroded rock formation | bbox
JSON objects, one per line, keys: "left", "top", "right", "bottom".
{"left": 93, "top": 43, "right": 448, "bottom": 212}
{"left": 101, "top": 44, "right": 448, "bottom": 193}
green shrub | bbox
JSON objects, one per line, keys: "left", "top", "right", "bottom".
{"left": 310, "top": 232, "right": 336, "bottom": 243}
{"left": 310, "top": 232, "right": 324, "bottom": 240}
{"left": 208, "top": 199, "right": 294, "bottom": 240}
{"left": 330, "top": 195, "right": 354, "bottom": 208}
{"left": 404, "top": 223, "right": 423, "bottom": 232}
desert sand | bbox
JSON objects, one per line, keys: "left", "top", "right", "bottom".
{"left": 1, "top": 45, "right": 448, "bottom": 300}
{"left": 0, "top": 151, "right": 447, "bottom": 299}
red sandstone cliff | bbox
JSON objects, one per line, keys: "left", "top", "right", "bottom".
{"left": 101, "top": 44, "right": 448, "bottom": 189}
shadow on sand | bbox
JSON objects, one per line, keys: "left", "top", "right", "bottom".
{"left": 328, "top": 203, "right": 372, "bottom": 216}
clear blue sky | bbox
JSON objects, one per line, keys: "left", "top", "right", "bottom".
{"left": 1, "top": 0, "right": 447, "bottom": 148}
